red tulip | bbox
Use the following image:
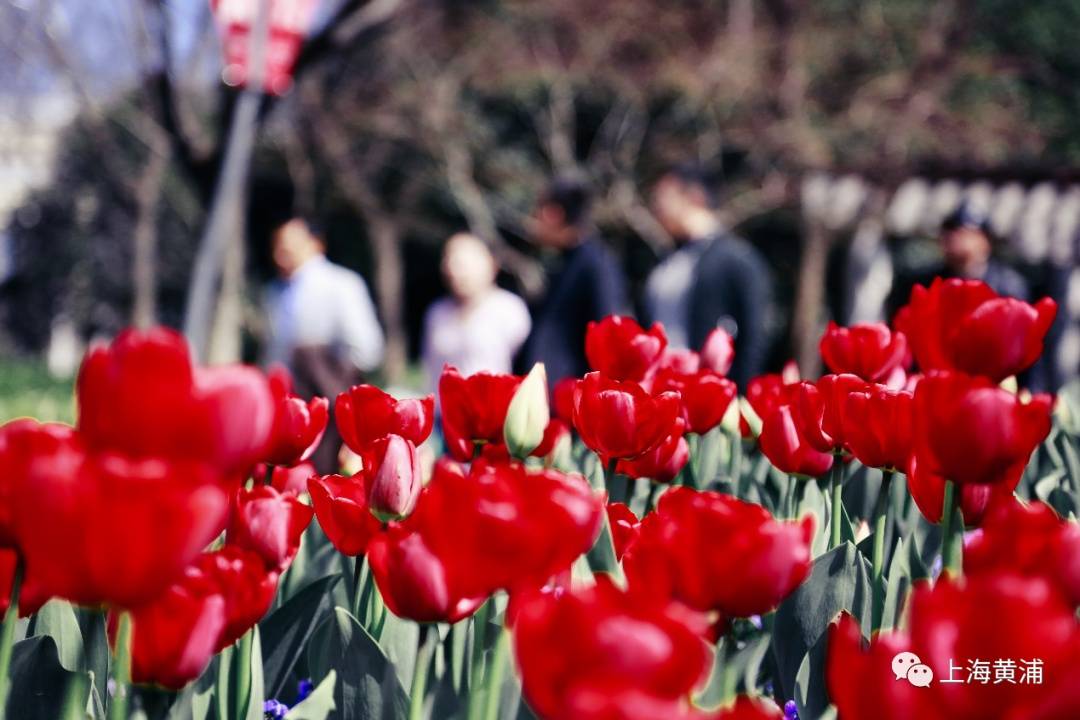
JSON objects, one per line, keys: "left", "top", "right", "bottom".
{"left": 801, "top": 374, "right": 868, "bottom": 453}
{"left": 76, "top": 327, "right": 275, "bottom": 474}
{"left": 421, "top": 459, "right": 604, "bottom": 597}
{"left": 363, "top": 434, "right": 422, "bottom": 521}
{"left": 913, "top": 371, "right": 1053, "bottom": 486}
{"left": 0, "top": 418, "right": 44, "bottom": 545}
{"left": 263, "top": 367, "right": 328, "bottom": 467}
{"left": 573, "top": 372, "right": 682, "bottom": 463}
{"left": 758, "top": 404, "right": 834, "bottom": 478}
{"left": 512, "top": 576, "right": 711, "bottom": 720}
{"left": 227, "top": 485, "right": 313, "bottom": 571}
{"left": 828, "top": 572, "right": 1080, "bottom": 720}
{"left": 367, "top": 500, "right": 486, "bottom": 624}
{"left": 195, "top": 547, "right": 279, "bottom": 650}
{"left": 896, "top": 278, "right": 1057, "bottom": 382}
{"left": 109, "top": 566, "right": 226, "bottom": 690}
{"left": 742, "top": 368, "right": 802, "bottom": 437}
{"left": 439, "top": 366, "right": 522, "bottom": 461}
{"left": 308, "top": 473, "right": 382, "bottom": 556}
{"left": 819, "top": 322, "right": 907, "bottom": 383}
{"left": 551, "top": 378, "right": 579, "bottom": 424}
{"left": 585, "top": 315, "right": 668, "bottom": 382}
{"left": 652, "top": 369, "right": 737, "bottom": 435}
{"left": 841, "top": 386, "right": 914, "bottom": 470}
{"left": 8, "top": 421, "right": 229, "bottom": 608}
{"left": 0, "top": 549, "right": 49, "bottom": 618}
{"left": 965, "top": 499, "right": 1080, "bottom": 606}
{"left": 906, "top": 454, "right": 1010, "bottom": 526}
{"left": 260, "top": 461, "right": 316, "bottom": 496}
{"left": 701, "top": 328, "right": 735, "bottom": 376}
{"left": 606, "top": 503, "right": 640, "bottom": 561}
{"left": 623, "top": 487, "right": 814, "bottom": 617}
{"left": 335, "top": 384, "right": 435, "bottom": 451}
{"left": 616, "top": 418, "right": 690, "bottom": 484}
{"left": 705, "top": 697, "right": 784, "bottom": 720}
{"left": 530, "top": 419, "right": 571, "bottom": 459}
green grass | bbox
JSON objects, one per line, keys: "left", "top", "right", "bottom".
{"left": 0, "top": 361, "right": 76, "bottom": 425}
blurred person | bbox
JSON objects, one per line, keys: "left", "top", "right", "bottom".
{"left": 265, "top": 217, "right": 384, "bottom": 471}
{"left": 422, "top": 232, "right": 531, "bottom": 388}
{"left": 888, "top": 201, "right": 1030, "bottom": 317}
{"left": 518, "top": 176, "right": 629, "bottom": 383}
{"left": 886, "top": 201, "right": 1059, "bottom": 391}
{"left": 645, "top": 164, "right": 773, "bottom": 389}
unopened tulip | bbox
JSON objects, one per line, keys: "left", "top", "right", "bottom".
{"left": 227, "top": 485, "right": 313, "bottom": 571}
{"left": 701, "top": 327, "right": 735, "bottom": 376}
{"left": 819, "top": 322, "right": 907, "bottom": 383}
{"left": 364, "top": 434, "right": 422, "bottom": 521}
{"left": 573, "top": 372, "right": 681, "bottom": 463}
{"left": 504, "top": 363, "right": 551, "bottom": 458}
{"left": 585, "top": 315, "right": 667, "bottom": 382}
{"left": 263, "top": 367, "right": 328, "bottom": 467}
{"left": 652, "top": 369, "right": 737, "bottom": 435}
{"left": 896, "top": 277, "right": 1057, "bottom": 382}
{"left": 335, "top": 384, "right": 434, "bottom": 450}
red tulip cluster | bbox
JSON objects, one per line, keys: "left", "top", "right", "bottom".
{"left": 0, "top": 328, "right": 332, "bottom": 689}
{"left": 572, "top": 316, "right": 738, "bottom": 482}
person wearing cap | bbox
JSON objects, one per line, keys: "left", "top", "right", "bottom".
{"left": 644, "top": 164, "right": 774, "bottom": 389}
{"left": 886, "top": 201, "right": 1031, "bottom": 320}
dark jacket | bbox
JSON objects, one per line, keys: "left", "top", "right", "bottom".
{"left": 518, "top": 238, "right": 629, "bottom": 383}
{"left": 651, "top": 233, "right": 773, "bottom": 389}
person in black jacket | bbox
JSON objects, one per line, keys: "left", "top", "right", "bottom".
{"left": 518, "top": 177, "right": 630, "bottom": 383}
{"left": 644, "top": 165, "right": 774, "bottom": 389}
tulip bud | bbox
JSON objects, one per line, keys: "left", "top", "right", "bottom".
{"left": 503, "top": 363, "right": 550, "bottom": 459}
{"left": 367, "top": 435, "right": 422, "bottom": 522}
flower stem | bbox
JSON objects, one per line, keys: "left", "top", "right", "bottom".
{"left": 871, "top": 470, "right": 893, "bottom": 632}
{"left": 108, "top": 612, "right": 133, "bottom": 720}
{"left": 829, "top": 461, "right": 844, "bottom": 549}
{"left": 409, "top": 625, "right": 436, "bottom": 720}
{"left": 645, "top": 483, "right": 661, "bottom": 515}
{"left": 264, "top": 463, "right": 274, "bottom": 486}
{"left": 0, "top": 558, "right": 23, "bottom": 720}
{"left": 482, "top": 628, "right": 510, "bottom": 720}
{"left": 940, "top": 480, "right": 963, "bottom": 577}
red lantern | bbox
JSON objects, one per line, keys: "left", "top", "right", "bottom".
{"left": 210, "top": 0, "right": 320, "bottom": 95}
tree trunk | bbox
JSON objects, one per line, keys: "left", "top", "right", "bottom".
{"left": 131, "top": 148, "right": 167, "bottom": 329}
{"left": 369, "top": 215, "right": 407, "bottom": 385}
{"left": 791, "top": 218, "right": 832, "bottom": 376}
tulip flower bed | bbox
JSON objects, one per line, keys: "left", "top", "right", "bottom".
{"left": 1, "top": 276, "right": 1078, "bottom": 720}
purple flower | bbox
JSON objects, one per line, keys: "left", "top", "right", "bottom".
{"left": 264, "top": 699, "right": 289, "bottom": 720}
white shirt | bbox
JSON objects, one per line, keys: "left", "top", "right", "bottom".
{"left": 265, "top": 255, "right": 385, "bottom": 371}
{"left": 644, "top": 242, "right": 706, "bottom": 349}
{"left": 422, "top": 289, "right": 531, "bottom": 388}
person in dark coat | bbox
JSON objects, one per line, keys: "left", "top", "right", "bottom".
{"left": 517, "top": 177, "right": 630, "bottom": 383}
{"left": 644, "top": 165, "right": 774, "bottom": 389}
{"left": 887, "top": 201, "right": 1053, "bottom": 391}
{"left": 887, "top": 202, "right": 1030, "bottom": 316}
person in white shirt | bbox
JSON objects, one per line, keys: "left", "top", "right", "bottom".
{"left": 265, "top": 218, "right": 385, "bottom": 374}
{"left": 422, "top": 233, "right": 531, "bottom": 389}
{"left": 265, "top": 218, "right": 385, "bottom": 471}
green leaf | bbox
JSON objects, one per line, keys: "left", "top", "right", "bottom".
{"left": 6, "top": 635, "right": 82, "bottom": 719}
{"left": 29, "top": 599, "right": 83, "bottom": 672}
{"left": 794, "top": 630, "right": 830, "bottom": 719}
{"left": 307, "top": 608, "right": 409, "bottom": 720}
{"left": 261, "top": 574, "right": 342, "bottom": 699}
{"left": 244, "top": 628, "right": 265, "bottom": 720}
{"left": 771, "top": 542, "right": 872, "bottom": 702}
{"left": 796, "top": 480, "right": 828, "bottom": 557}
{"left": 377, "top": 611, "right": 419, "bottom": 692}
{"left": 285, "top": 671, "right": 337, "bottom": 720}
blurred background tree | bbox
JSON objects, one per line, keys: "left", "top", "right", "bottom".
{"left": 2, "top": 0, "right": 1079, "bottom": 388}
